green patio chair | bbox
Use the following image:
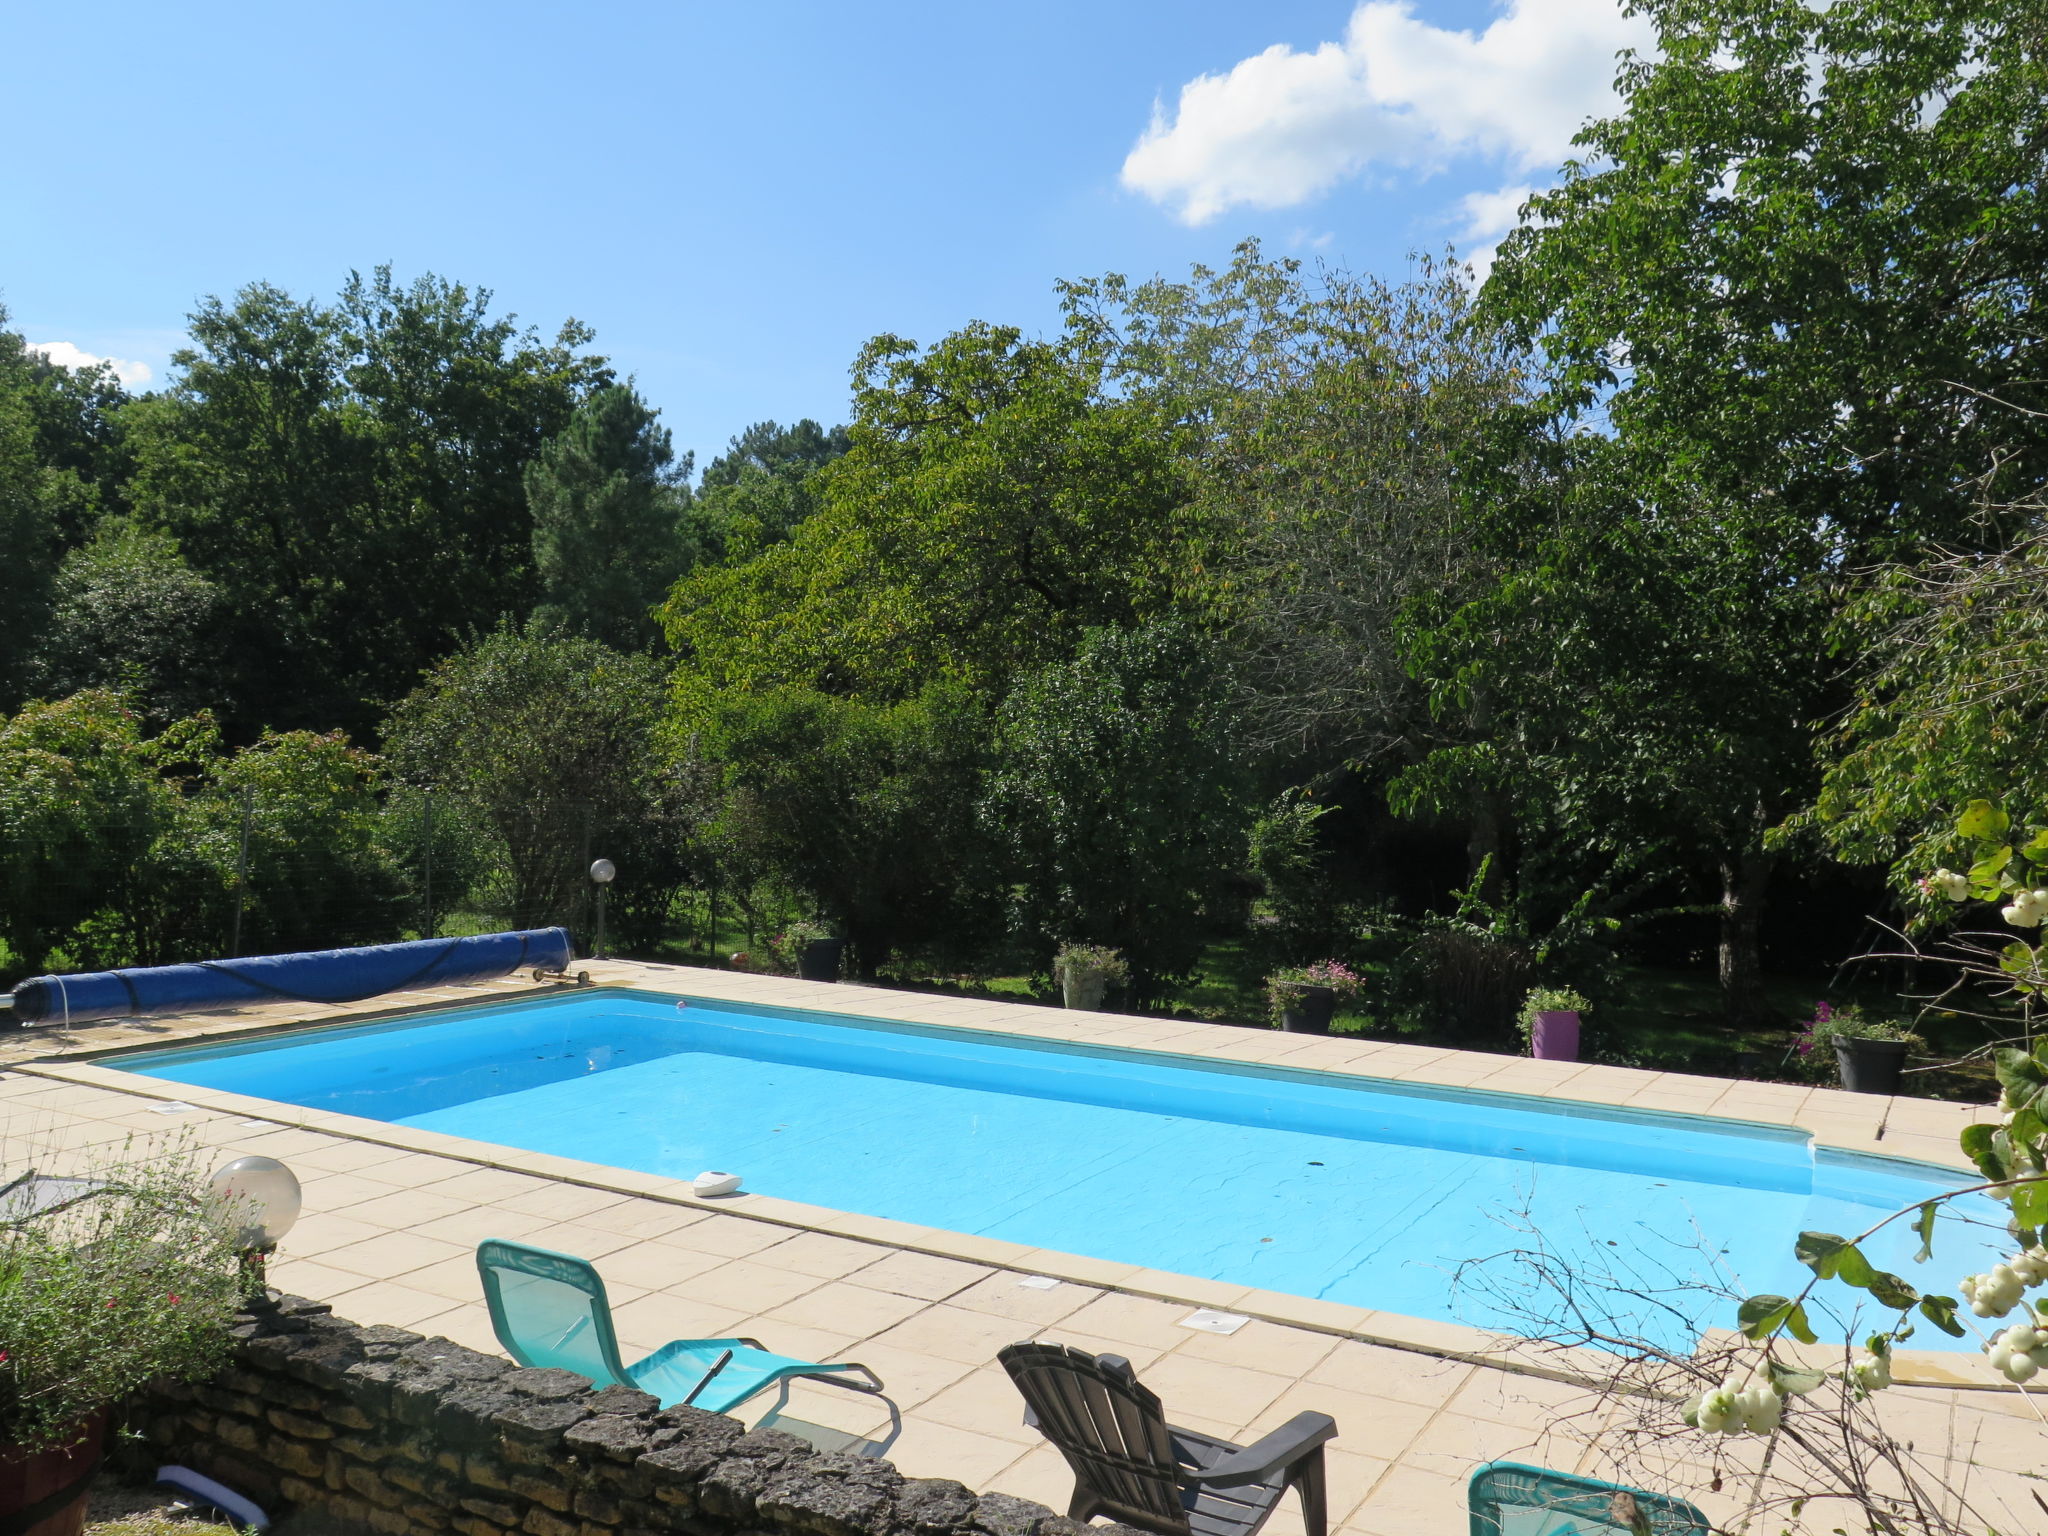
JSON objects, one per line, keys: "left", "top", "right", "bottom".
{"left": 1468, "top": 1461, "right": 1710, "bottom": 1536}
{"left": 475, "top": 1238, "right": 883, "bottom": 1415}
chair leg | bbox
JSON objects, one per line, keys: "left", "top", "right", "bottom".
{"left": 1067, "top": 1489, "right": 1102, "bottom": 1524}
{"left": 1289, "top": 1449, "right": 1328, "bottom": 1536}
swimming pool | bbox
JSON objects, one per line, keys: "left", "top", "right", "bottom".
{"left": 113, "top": 989, "right": 2002, "bottom": 1351}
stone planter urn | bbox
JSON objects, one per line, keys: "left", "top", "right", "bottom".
{"left": 1835, "top": 1036, "right": 1908, "bottom": 1095}
{"left": 1278, "top": 985, "right": 1337, "bottom": 1034}
{"left": 0, "top": 1414, "right": 105, "bottom": 1536}
{"left": 1061, "top": 972, "right": 1110, "bottom": 1011}
{"left": 797, "top": 937, "right": 845, "bottom": 983}
{"left": 1530, "top": 1009, "right": 1581, "bottom": 1062}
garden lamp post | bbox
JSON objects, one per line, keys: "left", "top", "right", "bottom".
{"left": 590, "top": 858, "right": 615, "bottom": 959}
{"left": 207, "top": 1155, "right": 301, "bottom": 1293}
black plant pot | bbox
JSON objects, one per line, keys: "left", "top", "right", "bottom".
{"left": 1835, "top": 1036, "right": 1908, "bottom": 1095}
{"left": 797, "top": 938, "right": 845, "bottom": 983}
{"left": 1279, "top": 984, "right": 1337, "bottom": 1034}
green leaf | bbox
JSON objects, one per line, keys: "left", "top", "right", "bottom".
{"left": 1970, "top": 845, "right": 2016, "bottom": 887}
{"left": 1961, "top": 1122, "right": 2006, "bottom": 1181}
{"left": 1995, "top": 1049, "right": 2047, "bottom": 1107}
{"left": 2021, "top": 827, "right": 2048, "bottom": 863}
{"left": 1767, "top": 1359, "right": 1828, "bottom": 1397}
{"left": 1918, "top": 1294, "right": 1966, "bottom": 1337}
{"left": 1795, "top": 1231, "right": 1851, "bottom": 1280}
{"left": 1784, "top": 1302, "right": 1819, "bottom": 1345}
{"left": 1960, "top": 801, "right": 2011, "bottom": 842}
{"left": 1913, "top": 1201, "right": 1938, "bottom": 1263}
{"left": 2012, "top": 1177, "right": 2048, "bottom": 1231}
{"left": 1738, "top": 1293, "right": 1796, "bottom": 1340}
{"left": 1864, "top": 1269, "right": 1921, "bottom": 1309}
{"left": 1960, "top": 801, "right": 2012, "bottom": 842}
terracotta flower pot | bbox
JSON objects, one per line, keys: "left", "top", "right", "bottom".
{"left": 1279, "top": 985, "right": 1337, "bottom": 1034}
{"left": 1530, "top": 1009, "right": 1581, "bottom": 1061}
{"left": 0, "top": 1414, "right": 105, "bottom": 1536}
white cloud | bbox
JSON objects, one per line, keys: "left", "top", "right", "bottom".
{"left": 1121, "top": 0, "right": 1655, "bottom": 226}
{"left": 27, "top": 340, "right": 154, "bottom": 387}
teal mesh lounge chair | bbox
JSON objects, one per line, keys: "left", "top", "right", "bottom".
{"left": 1469, "top": 1461, "right": 1710, "bottom": 1536}
{"left": 476, "top": 1239, "right": 883, "bottom": 1415}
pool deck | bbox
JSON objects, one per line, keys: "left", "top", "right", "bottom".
{"left": 3, "top": 960, "right": 2042, "bottom": 1535}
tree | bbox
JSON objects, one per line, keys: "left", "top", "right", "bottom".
{"left": 1415, "top": 0, "right": 2048, "bottom": 1019}
{"left": 703, "top": 685, "right": 996, "bottom": 976}
{"left": 125, "top": 269, "right": 612, "bottom": 737}
{"left": 29, "top": 520, "right": 223, "bottom": 723}
{"left": 527, "top": 385, "right": 695, "bottom": 651}
{"left": 0, "top": 692, "right": 185, "bottom": 978}
{"left": 0, "top": 311, "right": 121, "bottom": 708}
{"left": 381, "top": 624, "right": 669, "bottom": 932}
{"left": 983, "top": 624, "right": 1252, "bottom": 997}
{"left": 690, "top": 418, "right": 851, "bottom": 562}
{"left": 662, "top": 323, "right": 1193, "bottom": 708}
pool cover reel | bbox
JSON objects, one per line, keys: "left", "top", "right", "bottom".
{"left": 8, "top": 927, "right": 574, "bottom": 1026}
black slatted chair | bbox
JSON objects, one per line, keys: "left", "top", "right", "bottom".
{"left": 998, "top": 1342, "right": 1336, "bottom": 1536}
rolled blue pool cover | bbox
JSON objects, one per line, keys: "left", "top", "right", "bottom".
{"left": 8, "top": 928, "right": 573, "bottom": 1026}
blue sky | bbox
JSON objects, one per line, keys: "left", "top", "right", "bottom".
{"left": 2, "top": 0, "right": 1646, "bottom": 470}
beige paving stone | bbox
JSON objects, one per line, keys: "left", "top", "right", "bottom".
{"left": 867, "top": 1303, "right": 1039, "bottom": 1365}
{"left": 673, "top": 1212, "right": 803, "bottom": 1258}
{"left": 1346, "top": 1463, "right": 1466, "bottom": 1536}
{"left": 1171, "top": 1318, "right": 1342, "bottom": 1380}
{"left": 578, "top": 1236, "right": 730, "bottom": 1292}
{"left": 404, "top": 1302, "right": 504, "bottom": 1356}
{"left": 885, "top": 1418, "right": 1035, "bottom": 1491}
{"left": 945, "top": 1272, "right": 1102, "bottom": 1326}
{"left": 339, "top": 1279, "right": 479, "bottom": 1332}
{"left": 505, "top": 1220, "right": 648, "bottom": 1260}
{"left": 492, "top": 1179, "right": 634, "bottom": 1221}
{"left": 396, "top": 1202, "right": 556, "bottom": 1246}
{"left": 318, "top": 1227, "right": 470, "bottom": 1280}
{"left": 272, "top": 1211, "right": 389, "bottom": 1259}
{"left": 681, "top": 1255, "right": 830, "bottom": 1314}
{"left": 1031, "top": 1330, "right": 1174, "bottom": 1371}
{"left": 753, "top": 1229, "right": 893, "bottom": 1279}
{"left": 1132, "top": 1351, "right": 1296, "bottom": 1426}
{"left": 763, "top": 1279, "right": 932, "bottom": 1340}
{"left": 424, "top": 1164, "right": 555, "bottom": 1202}
{"left": 1307, "top": 1340, "right": 1472, "bottom": 1408}
{"left": 852, "top": 1247, "right": 996, "bottom": 1301}
{"left": 915, "top": 1368, "right": 1042, "bottom": 1445}
{"left": 265, "top": 1254, "right": 376, "bottom": 1302}
{"left": 1057, "top": 1291, "right": 1211, "bottom": 1351}
{"left": 816, "top": 1341, "right": 978, "bottom": 1408}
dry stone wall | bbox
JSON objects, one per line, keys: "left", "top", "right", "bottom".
{"left": 121, "top": 1296, "right": 1128, "bottom": 1536}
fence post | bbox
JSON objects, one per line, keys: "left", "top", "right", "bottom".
{"left": 229, "top": 787, "right": 254, "bottom": 958}
{"left": 420, "top": 793, "right": 435, "bottom": 939}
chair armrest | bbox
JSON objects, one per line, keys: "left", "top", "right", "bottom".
{"left": 1183, "top": 1412, "right": 1337, "bottom": 1487}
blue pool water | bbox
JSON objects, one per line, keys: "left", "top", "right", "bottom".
{"left": 115, "top": 990, "right": 2003, "bottom": 1351}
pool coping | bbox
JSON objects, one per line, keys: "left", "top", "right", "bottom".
{"left": 1, "top": 957, "right": 2015, "bottom": 1393}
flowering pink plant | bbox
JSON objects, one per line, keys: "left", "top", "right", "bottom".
{"left": 1265, "top": 960, "right": 1363, "bottom": 1020}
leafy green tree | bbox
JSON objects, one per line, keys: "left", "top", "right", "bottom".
{"left": 125, "top": 269, "right": 612, "bottom": 737}
{"left": 703, "top": 685, "right": 996, "bottom": 975}
{"left": 0, "top": 312, "right": 121, "bottom": 708}
{"left": 382, "top": 624, "right": 669, "bottom": 932}
{"left": 0, "top": 692, "right": 186, "bottom": 977}
{"left": 663, "top": 323, "right": 1193, "bottom": 708}
{"left": 689, "top": 418, "right": 851, "bottom": 563}
{"left": 527, "top": 384, "right": 695, "bottom": 651}
{"left": 29, "top": 520, "right": 223, "bottom": 722}
{"left": 1407, "top": 0, "right": 2048, "bottom": 1019}
{"left": 984, "top": 624, "right": 1252, "bottom": 997}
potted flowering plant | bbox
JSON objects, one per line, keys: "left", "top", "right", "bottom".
{"left": 1, "top": 1145, "right": 247, "bottom": 1536}
{"left": 1794, "top": 1001, "right": 1924, "bottom": 1095}
{"left": 1265, "top": 961, "right": 1363, "bottom": 1033}
{"left": 1517, "top": 986, "right": 1590, "bottom": 1061}
{"left": 772, "top": 919, "right": 844, "bottom": 982}
{"left": 1052, "top": 944, "right": 1128, "bottom": 1011}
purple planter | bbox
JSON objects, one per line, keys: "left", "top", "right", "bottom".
{"left": 1531, "top": 1009, "right": 1581, "bottom": 1061}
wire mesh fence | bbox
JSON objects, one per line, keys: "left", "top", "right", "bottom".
{"left": 0, "top": 790, "right": 759, "bottom": 987}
